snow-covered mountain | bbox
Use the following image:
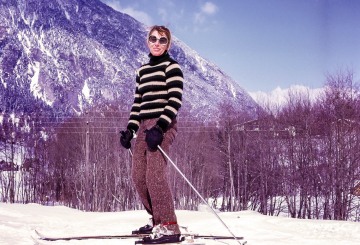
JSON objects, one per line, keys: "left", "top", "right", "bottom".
{"left": 0, "top": 0, "right": 258, "bottom": 120}
{"left": 249, "top": 85, "right": 324, "bottom": 113}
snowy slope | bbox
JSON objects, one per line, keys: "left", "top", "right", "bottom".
{"left": 0, "top": 0, "right": 258, "bottom": 119}
{"left": 1, "top": 203, "right": 359, "bottom": 245}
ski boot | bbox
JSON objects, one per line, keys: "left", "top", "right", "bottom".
{"left": 135, "top": 224, "right": 182, "bottom": 244}
{"left": 132, "top": 218, "right": 154, "bottom": 235}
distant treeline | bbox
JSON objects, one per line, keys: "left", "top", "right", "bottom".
{"left": 0, "top": 70, "right": 359, "bottom": 221}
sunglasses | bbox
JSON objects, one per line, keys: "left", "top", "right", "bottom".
{"left": 148, "top": 35, "right": 168, "bottom": 45}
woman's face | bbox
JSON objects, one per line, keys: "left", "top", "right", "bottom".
{"left": 147, "top": 30, "right": 169, "bottom": 56}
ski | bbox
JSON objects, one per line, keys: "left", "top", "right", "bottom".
{"left": 190, "top": 235, "right": 244, "bottom": 240}
{"left": 34, "top": 229, "right": 244, "bottom": 242}
{"left": 134, "top": 235, "right": 245, "bottom": 245}
{"left": 130, "top": 235, "right": 247, "bottom": 245}
{"left": 34, "top": 229, "right": 143, "bottom": 241}
{"left": 134, "top": 240, "right": 205, "bottom": 245}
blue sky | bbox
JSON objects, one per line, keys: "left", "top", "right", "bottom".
{"left": 101, "top": 0, "right": 360, "bottom": 92}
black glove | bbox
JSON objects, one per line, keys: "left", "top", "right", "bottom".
{"left": 145, "top": 125, "right": 164, "bottom": 151}
{"left": 120, "top": 129, "right": 133, "bottom": 149}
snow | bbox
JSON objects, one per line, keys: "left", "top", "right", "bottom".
{"left": 29, "top": 61, "right": 42, "bottom": 98}
{"left": 249, "top": 85, "right": 324, "bottom": 112}
{"left": 82, "top": 80, "right": 91, "bottom": 101}
{"left": 58, "top": 0, "right": 71, "bottom": 21}
{"left": 27, "top": 60, "right": 54, "bottom": 106}
{"left": 229, "top": 83, "right": 237, "bottom": 98}
{"left": 1, "top": 203, "right": 359, "bottom": 245}
{"left": 0, "top": 77, "right": 6, "bottom": 89}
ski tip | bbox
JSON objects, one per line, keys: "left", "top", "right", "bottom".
{"left": 34, "top": 229, "right": 44, "bottom": 239}
{"left": 31, "top": 233, "right": 48, "bottom": 245}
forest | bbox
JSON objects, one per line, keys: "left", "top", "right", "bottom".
{"left": 1, "top": 71, "right": 359, "bottom": 221}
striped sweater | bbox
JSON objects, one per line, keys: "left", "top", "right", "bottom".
{"left": 127, "top": 52, "right": 184, "bottom": 132}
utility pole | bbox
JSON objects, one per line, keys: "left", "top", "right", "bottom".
{"left": 10, "top": 138, "right": 15, "bottom": 203}
{"left": 85, "top": 112, "right": 90, "bottom": 211}
{"left": 228, "top": 131, "right": 235, "bottom": 211}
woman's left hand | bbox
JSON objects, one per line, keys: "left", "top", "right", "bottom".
{"left": 145, "top": 125, "right": 164, "bottom": 151}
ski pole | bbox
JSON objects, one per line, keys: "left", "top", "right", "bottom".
{"left": 157, "top": 145, "right": 243, "bottom": 245}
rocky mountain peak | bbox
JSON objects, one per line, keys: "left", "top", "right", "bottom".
{"left": 0, "top": 0, "right": 259, "bottom": 120}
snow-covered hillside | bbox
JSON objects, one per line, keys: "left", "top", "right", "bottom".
{"left": 0, "top": 0, "right": 258, "bottom": 119}
{"left": 1, "top": 203, "right": 359, "bottom": 245}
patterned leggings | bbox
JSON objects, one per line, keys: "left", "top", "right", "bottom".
{"left": 132, "top": 118, "right": 180, "bottom": 234}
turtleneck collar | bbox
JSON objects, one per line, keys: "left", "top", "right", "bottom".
{"left": 148, "top": 51, "right": 170, "bottom": 65}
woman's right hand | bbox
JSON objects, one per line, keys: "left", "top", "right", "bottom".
{"left": 120, "top": 129, "right": 133, "bottom": 149}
